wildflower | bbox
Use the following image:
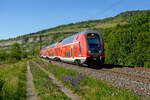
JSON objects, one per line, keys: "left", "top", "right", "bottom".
{"left": 73, "top": 78, "right": 81, "bottom": 83}
{"left": 61, "top": 74, "right": 71, "bottom": 82}
{"left": 36, "top": 61, "right": 40, "bottom": 64}
{"left": 61, "top": 73, "right": 86, "bottom": 88}
{"left": 70, "top": 81, "right": 75, "bottom": 87}
{"left": 69, "top": 77, "right": 82, "bottom": 87}
{"left": 29, "top": 62, "right": 33, "bottom": 65}
{"left": 42, "top": 63, "right": 47, "bottom": 67}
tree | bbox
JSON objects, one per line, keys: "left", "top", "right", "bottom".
{"left": 103, "top": 14, "right": 150, "bottom": 67}
{"left": 0, "top": 51, "right": 8, "bottom": 61}
{"left": 10, "top": 43, "right": 22, "bottom": 61}
{"left": 21, "top": 47, "right": 28, "bottom": 58}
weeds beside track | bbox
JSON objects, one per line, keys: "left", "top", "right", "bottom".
{"left": 34, "top": 58, "right": 141, "bottom": 100}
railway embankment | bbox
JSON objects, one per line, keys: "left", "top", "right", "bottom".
{"left": 35, "top": 57, "right": 146, "bottom": 100}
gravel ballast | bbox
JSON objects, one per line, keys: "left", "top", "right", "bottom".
{"left": 41, "top": 59, "right": 150, "bottom": 99}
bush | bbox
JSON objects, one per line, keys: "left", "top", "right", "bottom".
{"left": 10, "top": 43, "right": 22, "bottom": 61}
{"left": 103, "top": 14, "right": 150, "bottom": 67}
{"left": 0, "top": 51, "right": 9, "bottom": 61}
{"left": 0, "top": 43, "right": 28, "bottom": 64}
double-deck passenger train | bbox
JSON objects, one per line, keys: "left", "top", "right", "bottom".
{"left": 40, "top": 29, "right": 105, "bottom": 65}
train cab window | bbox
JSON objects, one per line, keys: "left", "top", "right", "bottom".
{"left": 87, "top": 33, "right": 100, "bottom": 49}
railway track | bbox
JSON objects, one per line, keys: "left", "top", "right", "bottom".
{"left": 103, "top": 66, "right": 150, "bottom": 77}
{"left": 42, "top": 58, "right": 150, "bottom": 85}
{"left": 39, "top": 58, "right": 150, "bottom": 98}
{"left": 97, "top": 68, "right": 150, "bottom": 84}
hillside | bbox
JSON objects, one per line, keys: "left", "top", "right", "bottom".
{"left": 0, "top": 9, "right": 150, "bottom": 67}
{"left": 0, "top": 10, "right": 149, "bottom": 51}
{"left": 103, "top": 14, "right": 150, "bottom": 67}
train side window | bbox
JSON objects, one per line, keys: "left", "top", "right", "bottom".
{"left": 61, "top": 48, "right": 62, "bottom": 56}
{"left": 79, "top": 42, "right": 81, "bottom": 53}
{"left": 68, "top": 51, "right": 70, "bottom": 57}
{"left": 71, "top": 48, "right": 73, "bottom": 57}
{"left": 65, "top": 52, "right": 66, "bottom": 57}
{"left": 55, "top": 48, "right": 57, "bottom": 54}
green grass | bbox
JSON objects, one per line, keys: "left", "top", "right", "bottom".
{"left": 0, "top": 61, "right": 27, "bottom": 100}
{"left": 35, "top": 58, "right": 142, "bottom": 100}
{"left": 0, "top": 59, "right": 12, "bottom": 65}
{"left": 29, "top": 61, "right": 70, "bottom": 100}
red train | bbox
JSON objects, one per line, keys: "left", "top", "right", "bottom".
{"left": 40, "top": 29, "right": 105, "bottom": 65}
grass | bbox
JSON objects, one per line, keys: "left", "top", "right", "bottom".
{"left": 29, "top": 61, "right": 70, "bottom": 100}
{"left": 0, "top": 60, "right": 10, "bottom": 65}
{"left": 34, "top": 58, "right": 143, "bottom": 100}
{"left": 0, "top": 61, "right": 27, "bottom": 100}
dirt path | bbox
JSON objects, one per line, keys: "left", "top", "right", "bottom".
{"left": 35, "top": 62, "right": 81, "bottom": 100}
{"left": 26, "top": 62, "right": 39, "bottom": 100}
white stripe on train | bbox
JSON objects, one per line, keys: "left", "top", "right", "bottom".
{"left": 41, "top": 55, "right": 87, "bottom": 63}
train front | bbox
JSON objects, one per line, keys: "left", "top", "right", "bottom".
{"left": 85, "top": 30, "right": 105, "bottom": 65}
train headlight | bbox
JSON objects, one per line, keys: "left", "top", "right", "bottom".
{"left": 88, "top": 50, "right": 91, "bottom": 53}
{"left": 99, "top": 50, "right": 102, "bottom": 54}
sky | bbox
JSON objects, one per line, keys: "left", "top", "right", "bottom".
{"left": 0, "top": 0, "right": 150, "bottom": 40}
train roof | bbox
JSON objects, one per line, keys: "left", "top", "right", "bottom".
{"left": 61, "top": 30, "right": 85, "bottom": 46}
{"left": 62, "top": 29, "right": 100, "bottom": 42}
{"left": 48, "top": 43, "right": 57, "bottom": 48}
{"left": 42, "top": 29, "right": 100, "bottom": 49}
{"left": 61, "top": 29, "right": 100, "bottom": 46}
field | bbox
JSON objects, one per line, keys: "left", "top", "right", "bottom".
{"left": 0, "top": 58, "right": 148, "bottom": 100}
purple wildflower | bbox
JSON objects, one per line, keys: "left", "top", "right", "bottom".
{"left": 73, "top": 78, "right": 81, "bottom": 83}
{"left": 69, "top": 77, "right": 82, "bottom": 87}
{"left": 29, "top": 62, "right": 33, "bottom": 65}
{"left": 61, "top": 73, "right": 86, "bottom": 88}
{"left": 42, "top": 63, "right": 45, "bottom": 65}
{"left": 70, "top": 81, "right": 75, "bottom": 87}
{"left": 62, "top": 74, "right": 71, "bottom": 82}
{"left": 42, "top": 63, "right": 47, "bottom": 67}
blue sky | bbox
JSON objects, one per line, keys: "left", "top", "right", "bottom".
{"left": 0, "top": 0, "right": 150, "bottom": 40}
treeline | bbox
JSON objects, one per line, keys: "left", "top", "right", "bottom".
{"left": 102, "top": 14, "right": 150, "bottom": 67}
{"left": 0, "top": 43, "right": 39, "bottom": 64}
{"left": 0, "top": 11, "right": 149, "bottom": 67}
